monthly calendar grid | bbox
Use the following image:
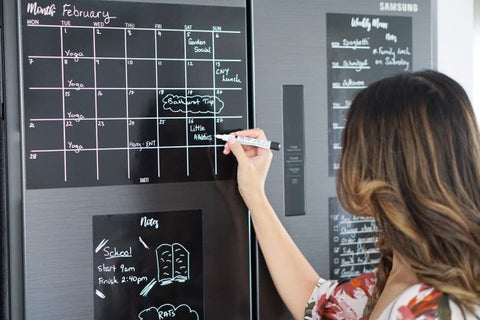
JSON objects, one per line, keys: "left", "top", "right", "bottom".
{"left": 25, "top": 22, "right": 245, "bottom": 183}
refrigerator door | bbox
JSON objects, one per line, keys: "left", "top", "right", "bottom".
{"left": 6, "top": 0, "right": 253, "bottom": 319}
{"left": 251, "top": 0, "right": 435, "bottom": 318}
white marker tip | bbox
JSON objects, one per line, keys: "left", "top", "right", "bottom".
{"left": 215, "top": 134, "right": 230, "bottom": 141}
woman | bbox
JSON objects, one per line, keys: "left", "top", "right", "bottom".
{"left": 222, "top": 70, "right": 480, "bottom": 320}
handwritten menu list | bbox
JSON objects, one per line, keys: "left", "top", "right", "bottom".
{"left": 327, "top": 13, "right": 412, "bottom": 175}
{"left": 329, "top": 198, "right": 380, "bottom": 280}
{"left": 93, "top": 210, "right": 203, "bottom": 320}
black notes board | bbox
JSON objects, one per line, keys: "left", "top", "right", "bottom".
{"left": 327, "top": 13, "right": 412, "bottom": 176}
{"left": 329, "top": 198, "right": 380, "bottom": 280}
{"left": 93, "top": 210, "right": 203, "bottom": 320}
{"left": 21, "top": 0, "right": 249, "bottom": 189}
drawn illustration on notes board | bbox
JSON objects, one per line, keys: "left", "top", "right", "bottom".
{"left": 156, "top": 243, "right": 190, "bottom": 285}
{"left": 138, "top": 242, "right": 191, "bottom": 298}
{"left": 138, "top": 304, "right": 199, "bottom": 320}
{"left": 162, "top": 94, "right": 225, "bottom": 115}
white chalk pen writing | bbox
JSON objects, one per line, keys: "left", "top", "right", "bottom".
{"left": 193, "top": 133, "right": 212, "bottom": 141}
{"left": 351, "top": 17, "right": 389, "bottom": 32}
{"left": 67, "top": 141, "right": 83, "bottom": 153}
{"left": 62, "top": 4, "right": 116, "bottom": 24}
{"left": 96, "top": 263, "right": 136, "bottom": 274}
{"left": 67, "top": 80, "right": 84, "bottom": 91}
{"left": 98, "top": 275, "right": 147, "bottom": 285}
{"left": 66, "top": 112, "right": 84, "bottom": 122}
{"left": 64, "top": 50, "right": 84, "bottom": 62}
{"left": 140, "top": 216, "right": 159, "bottom": 229}
{"left": 26, "top": 2, "right": 56, "bottom": 17}
{"left": 103, "top": 246, "right": 133, "bottom": 260}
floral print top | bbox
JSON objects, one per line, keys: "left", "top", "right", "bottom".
{"left": 304, "top": 272, "right": 480, "bottom": 320}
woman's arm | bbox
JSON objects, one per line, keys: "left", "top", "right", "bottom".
{"left": 223, "top": 129, "right": 320, "bottom": 320}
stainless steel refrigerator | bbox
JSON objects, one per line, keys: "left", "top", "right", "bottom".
{"left": 2, "top": 0, "right": 435, "bottom": 319}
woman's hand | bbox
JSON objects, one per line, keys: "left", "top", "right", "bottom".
{"left": 222, "top": 128, "right": 273, "bottom": 209}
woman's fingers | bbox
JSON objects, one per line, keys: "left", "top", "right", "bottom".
{"left": 226, "top": 135, "right": 249, "bottom": 163}
{"left": 222, "top": 128, "right": 268, "bottom": 156}
{"left": 232, "top": 128, "right": 267, "bottom": 140}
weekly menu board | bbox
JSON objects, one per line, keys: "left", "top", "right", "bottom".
{"left": 326, "top": 14, "right": 411, "bottom": 279}
{"left": 22, "top": 0, "right": 248, "bottom": 188}
{"left": 93, "top": 210, "right": 203, "bottom": 320}
{"left": 327, "top": 13, "right": 412, "bottom": 175}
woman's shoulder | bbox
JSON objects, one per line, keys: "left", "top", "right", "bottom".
{"left": 305, "top": 273, "right": 480, "bottom": 320}
{"left": 378, "top": 283, "right": 480, "bottom": 320}
{"left": 304, "top": 272, "right": 376, "bottom": 320}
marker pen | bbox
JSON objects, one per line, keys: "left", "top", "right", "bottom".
{"left": 215, "top": 134, "right": 281, "bottom": 151}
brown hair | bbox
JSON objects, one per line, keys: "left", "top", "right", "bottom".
{"left": 337, "top": 70, "right": 480, "bottom": 316}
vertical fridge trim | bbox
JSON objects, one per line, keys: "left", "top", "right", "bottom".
{"left": 5, "top": 0, "right": 25, "bottom": 319}
{"left": 245, "top": 0, "right": 257, "bottom": 319}
{"left": 247, "top": 1, "right": 256, "bottom": 319}
{"left": 0, "top": 1, "right": 9, "bottom": 319}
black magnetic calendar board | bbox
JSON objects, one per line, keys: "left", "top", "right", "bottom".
{"left": 93, "top": 210, "right": 203, "bottom": 320}
{"left": 21, "top": 0, "right": 249, "bottom": 189}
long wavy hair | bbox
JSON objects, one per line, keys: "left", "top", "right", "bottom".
{"left": 336, "top": 70, "right": 480, "bottom": 316}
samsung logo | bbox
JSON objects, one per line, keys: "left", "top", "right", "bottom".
{"left": 379, "top": 2, "right": 419, "bottom": 12}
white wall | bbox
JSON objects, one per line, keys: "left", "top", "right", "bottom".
{"left": 436, "top": 0, "right": 476, "bottom": 114}
{"left": 474, "top": 0, "right": 480, "bottom": 115}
